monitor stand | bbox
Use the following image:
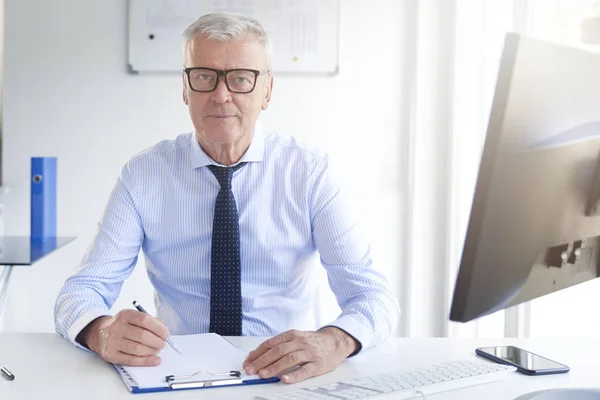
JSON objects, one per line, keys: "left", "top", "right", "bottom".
{"left": 514, "top": 388, "right": 600, "bottom": 399}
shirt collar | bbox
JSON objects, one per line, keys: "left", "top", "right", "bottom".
{"left": 190, "top": 121, "right": 265, "bottom": 169}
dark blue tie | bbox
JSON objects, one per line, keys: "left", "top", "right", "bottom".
{"left": 208, "top": 163, "right": 245, "bottom": 336}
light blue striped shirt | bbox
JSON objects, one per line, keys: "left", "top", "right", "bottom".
{"left": 54, "top": 126, "right": 399, "bottom": 351}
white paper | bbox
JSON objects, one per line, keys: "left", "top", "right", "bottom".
{"left": 119, "top": 333, "right": 259, "bottom": 389}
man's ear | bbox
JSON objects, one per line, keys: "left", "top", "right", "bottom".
{"left": 182, "top": 72, "right": 189, "bottom": 105}
{"left": 261, "top": 74, "right": 274, "bottom": 110}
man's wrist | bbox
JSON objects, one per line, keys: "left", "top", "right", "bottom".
{"left": 76, "top": 316, "right": 109, "bottom": 351}
{"left": 320, "top": 326, "right": 360, "bottom": 357}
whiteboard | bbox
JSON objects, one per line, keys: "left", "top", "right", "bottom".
{"left": 128, "top": 0, "right": 339, "bottom": 74}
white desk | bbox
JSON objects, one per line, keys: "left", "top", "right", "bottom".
{"left": 0, "top": 237, "right": 75, "bottom": 329}
{"left": 1, "top": 333, "right": 598, "bottom": 399}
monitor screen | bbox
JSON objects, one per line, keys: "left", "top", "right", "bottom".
{"left": 450, "top": 33, "right": 600, "bottom": 323}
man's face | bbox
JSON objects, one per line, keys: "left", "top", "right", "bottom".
{"left": 183, "top": 34, "right": 272, "bottom": 145}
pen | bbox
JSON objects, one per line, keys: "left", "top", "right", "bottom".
{"left": 133, "top": 301, "right": 182, "bottom": 355}
{"left": 1, "top": 366, "right": 14, "bottom": 381}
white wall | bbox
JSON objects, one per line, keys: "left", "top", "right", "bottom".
{"left": 2, "top": 0, "right": 404, "bottom": 333}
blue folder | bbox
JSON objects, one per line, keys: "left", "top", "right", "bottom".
{"left": 31, "top": 157, "right": 57, "bottom": 242}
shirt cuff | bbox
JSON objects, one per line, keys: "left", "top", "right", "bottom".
{"left": 320, "top": 315, "right": 373, "bottom": 356}
{"left": 67, "top": 308, "right": 111, "bottom": 352}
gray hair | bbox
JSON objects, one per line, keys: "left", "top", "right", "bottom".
{"left": 182, "top": 12, "right": 272, "bottom": 68}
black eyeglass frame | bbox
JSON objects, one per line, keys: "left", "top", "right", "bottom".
{"left": 183, "top": 67, "right": 270, "bottom": 94}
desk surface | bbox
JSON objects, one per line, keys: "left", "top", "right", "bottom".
{"left": 1, "top": 333, "right": 598, "bottom": 399}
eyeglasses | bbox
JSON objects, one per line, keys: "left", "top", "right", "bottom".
{"left": 183, "top": 67, "right": 270, "bottom": 94}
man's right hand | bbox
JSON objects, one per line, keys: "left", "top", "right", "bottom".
{"left": 77, "top": 310, "right": 170, "bottom": 366}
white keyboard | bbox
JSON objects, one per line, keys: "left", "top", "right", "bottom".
{"left": 255, "top": 360, "right": 516, "bottom": 400}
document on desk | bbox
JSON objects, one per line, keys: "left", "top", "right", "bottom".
{"left": 113, "top": 333, "right": 278, "bottom": 394}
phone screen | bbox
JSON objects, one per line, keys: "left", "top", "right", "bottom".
{"left": 477, "top": 346, "right": 568, "bottom": 372}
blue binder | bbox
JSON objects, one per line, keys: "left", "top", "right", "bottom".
{"left": 31, "top": 157, "right": 57, "bottom": 243}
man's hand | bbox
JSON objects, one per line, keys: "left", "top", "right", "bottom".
{"left": 242, "top": 327, "right": 359, "bottom": 384}
{"left": 76, "top": 310, "right": 170, "bottom": 366}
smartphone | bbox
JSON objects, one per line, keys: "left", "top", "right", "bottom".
{"left": 475, "top": 345, "right": 569, "bottom": 375}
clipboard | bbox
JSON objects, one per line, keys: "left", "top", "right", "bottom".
{"left": 112, "top": 333, "right": 279, "bottom": 393}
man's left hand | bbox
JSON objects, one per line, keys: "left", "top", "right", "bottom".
{"left": 242, "top": 327, "right": 359, "bottom": 384}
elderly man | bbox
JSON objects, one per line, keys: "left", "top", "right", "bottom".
{"left": 54, "top": 12, "right": 399, "bottom": 384}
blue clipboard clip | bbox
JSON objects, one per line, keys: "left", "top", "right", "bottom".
{"left": 165, "top": 370, "right": 243, "bottom": 389}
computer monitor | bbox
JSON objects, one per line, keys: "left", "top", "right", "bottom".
{"left": 450, "top": 32, "right": 600, "bottom": 323}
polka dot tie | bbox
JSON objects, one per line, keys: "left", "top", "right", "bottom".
{"left": 207, "top": 163, "right": 246, "bottom": 336}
